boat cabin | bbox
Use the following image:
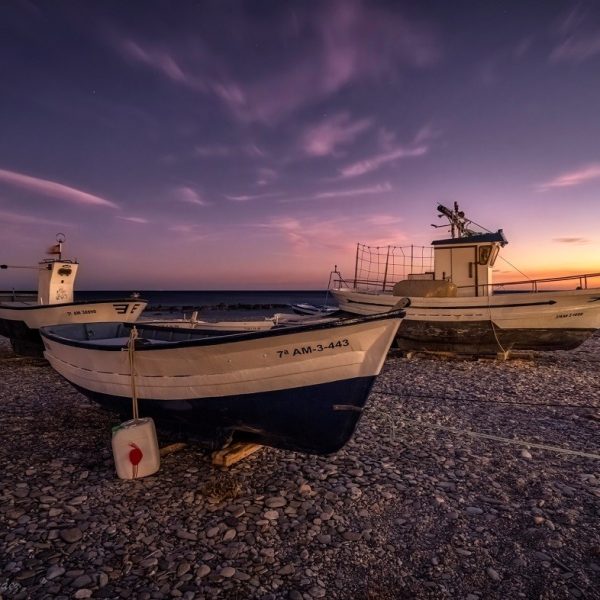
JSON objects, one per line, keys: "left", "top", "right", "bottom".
{"left": 430, "top": 230, "right": 507, "bottom": 297}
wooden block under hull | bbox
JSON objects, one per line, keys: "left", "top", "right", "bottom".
{"left": 211, "top": 442, "right": 263, "bottom": 467}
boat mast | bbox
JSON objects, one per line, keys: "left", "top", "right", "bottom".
{"left": 436, "top": 202, "right": 476, "bottom": 238}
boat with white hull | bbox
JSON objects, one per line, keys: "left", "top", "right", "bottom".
{"left": 40, "top": 310, "right": 403, "bottom": 455}
{"left": 331, "top": 204, "right": 600, "bottom": 355}
{"left": 0, "top": 235, "right": 146, "bottom": 356}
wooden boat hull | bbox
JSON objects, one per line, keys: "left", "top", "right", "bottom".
{"left": 0, "top": 299, "right": 147, "bottom": 356}
{"left": 40, "top": 312, "right": 402, "bottom": 454}
{"left": 331, "top": 288, "right": 600, "bottom": 354}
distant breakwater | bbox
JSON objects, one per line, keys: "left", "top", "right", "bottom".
{"left": 145, "top": 302, "right": 291, "bottom": 313}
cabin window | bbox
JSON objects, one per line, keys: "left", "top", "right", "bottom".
{"left": 478, "top": 245, "right": 492, "bottom": 265}
{"left": 489, "top": 246, "right": 500, "bottom": 266}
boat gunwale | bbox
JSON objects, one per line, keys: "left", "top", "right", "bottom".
{"left": 40, "top": 309, "right": 405, "bottom": 352}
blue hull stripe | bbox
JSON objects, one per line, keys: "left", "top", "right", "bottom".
{"left": 72, "top": 376, "right": 378, "bottom": 455}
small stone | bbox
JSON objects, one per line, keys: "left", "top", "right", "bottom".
{"left": 72, "top": 574, "right": 92, "bottom": 588}
{"left": 521, "top": 449, "right": 532, "bottom": 460}
{"left": 223, "top": 529, "right": 236, "bottom": 542}
{"left": 177, "top": 529, "right": 197, "bottom": 541}
{"left": 177, "top": 562, "right": 191, "bottom": 577}
{"left": 60, "top": 527, "right": 83, "bottom": 543}
{"left": 486, "top": 567, "right": 501, "bottom": 581}
{"left": 299, "top": 484, "right": 312, "bottom": 495}
{"left": 265, "top": 496, "right": 287, "bottom": 508}
{"left": 196, "top": 564, "right": 211, "bottom": 578}
{"left": 220, "top": 567, "right": 235, "bottom": 578}
{"left": 278, "top": 564, "right": 295, "bottom": 575}
{"left": 264, "top": 510, "right": 279, "bottom": 520}
{"left": 46, "top": 565, "right": 65, "bottom": 580}
{"left": 466, "top": 507, "right": 483, "bottom": 515}
{"left": 206, "top": 526, "right": 220, "bottom": 538}
{"left": 308, "top": 586, "right": 326, "bottom": 598}
{"left": 74, "top": 590, "right": 92, "bottom": 599}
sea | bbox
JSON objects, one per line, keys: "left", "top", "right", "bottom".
{"left": 74, "top": 290, "right": 337, "bottom": 319}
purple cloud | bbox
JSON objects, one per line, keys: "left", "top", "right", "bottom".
{"left": 225, "top": 191, "right": 282, "bottom": 202}
{"left": 537, "top": 164, "right": 600, "bottom": 190}
{"left": 550, "top": 7, "right": 600, "bottom": 63}
{"left": 174, "top": 186, "right": 208, "bottom": 206}
{"left": 117, "top": 216, "right": 149, "bottom": 224}
{"left": 339, "top": 146, "right": 427, "bottom": 178}
{"left": 256, "top": 167, "right": 278, "bottom": 186}
{"left": 301, "top": 112, "right": 373, "bottom": 157}
{"left": 313, "top": 182, "right": 392, "bottom": 199}
{"left": 0, "top": 168, "right": 118, "bottom": 208}
{"left": 112, "top": 1, "right": 440, "bottom": 124}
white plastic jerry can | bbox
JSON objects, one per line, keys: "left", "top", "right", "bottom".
{"left": 111, "top": 418, "right": 160, "bottom": 480}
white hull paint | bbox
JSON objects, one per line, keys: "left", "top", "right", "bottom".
{"left": 43, "top": 317, "right": 399, "bottom": 401}
{"left": 0, "top": 300, "right": 146, "bottom": 329}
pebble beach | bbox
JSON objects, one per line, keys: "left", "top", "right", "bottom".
{"left": 1, "top": 335, "right": 599, "bottom": 600}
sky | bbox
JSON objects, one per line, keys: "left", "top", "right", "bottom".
{"left": 1, "top": 0, "right": 600, "bottom": 290}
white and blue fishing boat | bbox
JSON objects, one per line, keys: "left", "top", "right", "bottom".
{"left": 40, "top": 310, "right": 403, "bottom": 455}
{"left": 331, "top": 204, "right": 600, "bottom": 355}
{"left": 0, "top": 235, "right": 147, "bottom": 356}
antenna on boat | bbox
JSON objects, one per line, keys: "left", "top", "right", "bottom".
{"left": 435, "top": 202, "right": 476, "bottom": 238}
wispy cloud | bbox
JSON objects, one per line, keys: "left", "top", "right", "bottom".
{"left": 174, "top": 186, "right": 209, "bottom": 206}
{"left": 553, "top": 237, "right": 589, "bottom": 245}
{"left": 550, "top": 7, "right": 600, "bottom": 63}
{"left": 301, "top": 112, "right": 373, "bottom": 157}
{"left": 225, "top": 191, "right": 282, "bottom": 202}
{"left": 0, "top": 168, "right": 118, "bottom": 208}
{"left": 313, "top": 182, "right": 392, "bottom": 199}
{"left": 367, "top": 214, "right": 403, "bottom": 226}
{"left": 0, "top": 209, "right": 65, "bottom": 227}
{"left": 117, "top": 216, "right": 149, "bottom": 224}
{"left": 195, "top": 143, "right": 265, "bottom": 159}
{"left": 112, "top": 1, "right": 439, "bottom": 124}
{"left": 339, "top": 146, "right": 427, "bottom": 178}
{"left": 256, "top": 167, "right": 278, "bottom": 186}
{"left": 536, "top": 164, "right": 600, "bottom": 190}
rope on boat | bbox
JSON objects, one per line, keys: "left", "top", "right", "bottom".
{"left": 399, "top": 416, "right": 600, "bottom": 461}
{"left": 487, "top": 290, "right": 509, "bottom": 358}
{"left": 127, "top": 326, "right": 139, "bottom": 420}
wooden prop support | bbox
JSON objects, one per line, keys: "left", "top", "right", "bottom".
{"left": 211, "top": 442, "right": 263, "bottom": 467}
{"left": 159, "top": 442, "right": 187, "bottom": 457}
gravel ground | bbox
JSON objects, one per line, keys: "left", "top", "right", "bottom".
{"left": 1, "top": 334, "right": 599, "bottom": 600}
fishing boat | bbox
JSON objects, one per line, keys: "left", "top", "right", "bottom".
{"left": 0, "top": 235, "right": 147, "bottom": 356}
{"left": 330, "top": 204, "right": 600, "bottom": 355}
{"left": 291, "top": 303, "right": 339, "bottom": 317}
{"left": 39, "top": 310, "right": 403, "bottom": 455}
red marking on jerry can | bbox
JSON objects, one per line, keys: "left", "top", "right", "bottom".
{"left": 128, "top": 442, "right": 144, "bottom": 478}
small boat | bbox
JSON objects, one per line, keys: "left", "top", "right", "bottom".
{"left": 331, "top": 203, "right": 600, "bottom": 355}
{"left": 0, "top": 235, "right": 147, "bottom": 356}
{"left": 291, "top": 303, "right": 339, "bottom": 317}
{"left": 40, "top": 310, "right": 404, "bottom": 455}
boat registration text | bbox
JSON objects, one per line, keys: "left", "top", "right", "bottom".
{"left": 277, "top": 339, "right": 350, "bottom": 358}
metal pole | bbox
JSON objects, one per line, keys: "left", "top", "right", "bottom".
{"left": 353, "top": 243, "right": 359, "bottom": 288}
